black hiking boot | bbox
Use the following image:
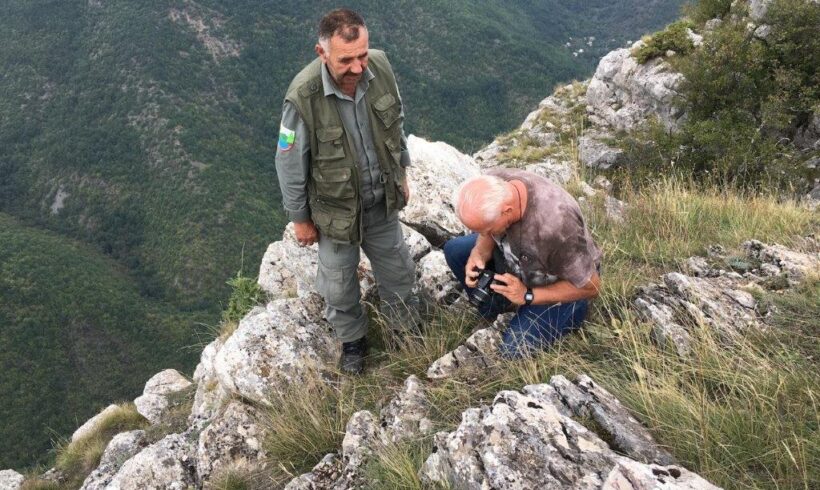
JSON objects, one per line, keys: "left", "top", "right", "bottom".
{"left": 340, "top": 337, "right": 368, "bottom": 375}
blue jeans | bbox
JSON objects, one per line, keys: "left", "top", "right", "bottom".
{"left": 443, "top": 233, "right": 590, "bottom": 358}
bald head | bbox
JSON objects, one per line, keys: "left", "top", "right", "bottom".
{"left": 454, "top": 175, "right": 514, "bottom": 232}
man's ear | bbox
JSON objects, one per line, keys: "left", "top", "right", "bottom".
{"left": 315, "top": 43, "right": 325, "bottom": 60}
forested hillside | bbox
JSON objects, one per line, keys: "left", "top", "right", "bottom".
{"left": 0, "top": 0, "right": 684, "bottom": 469}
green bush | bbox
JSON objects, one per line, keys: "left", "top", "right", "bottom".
{"left": 683, "top": 0, "right": 733, "bottom": 24}
{"left": 633, "top": 21, "right": 696, "bottom": 64}
{"left": 222, "top": 272, "right": 267, "bottom": 324}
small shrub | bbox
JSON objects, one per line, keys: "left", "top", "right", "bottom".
{"left": 684, "top": 0, "right": 733, "bottom": 25}
{"left": 222, "top": 272, "right": 267, "bottom": 324}
{"left": 633, "top": 21, "right": 696, "bottom": 64}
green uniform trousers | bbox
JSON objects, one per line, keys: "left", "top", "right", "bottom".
{"left": 316, "top": 200, "right": 416, "bottom": 343}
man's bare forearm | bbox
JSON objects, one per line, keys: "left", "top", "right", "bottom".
{"left": 531, "top": 273, "right": 600, "bottom": 305}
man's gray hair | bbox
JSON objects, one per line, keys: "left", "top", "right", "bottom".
{"left": 453, "top": 175, "right": 511, "bottom": 224}
{"left": 318, "top": 8, "right": 366, "bottom": 51}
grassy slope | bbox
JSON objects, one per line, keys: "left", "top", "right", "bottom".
{"left": 0, "top": 212, "right": 204, "bottom": 469}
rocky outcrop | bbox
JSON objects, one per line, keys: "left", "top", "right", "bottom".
{"left": 134, "top": 369, "right": 193, "bottom": 425}
{"left": 196, "top": 401, "right": 267, "bottom": 484}
{"left": 189, "top": 338, "right": 230, "bottom": 425}
{"left": 80, "top": 431, "right": 148, "bottom": 490}
{"left": 427, "top": 313, "right": 510, "bottom": 379}
{"left": 400, "top": 135, "right": 479, "bottom": 246}
{"left": 636, "top": 239, "right": 818, "bottom": 355}
{"left": 420, "top": 385, "right": 719, "bottom": 489}
{"left": 0, "top": 470, "right": 24, "bottom": 490}
{"left": 586, "top": 43, "right": 686, "bottom": 133}
{"left": 106, "top": 434, "right": 197, "bottom": 490}
{"left": 213, "top": 302, "right": 338, "bottom": 406}
{"left": 285, "top": 375, "right": 434, "bottom": 489}
{"left": 71, "top": 404, "right": 122, "bottom": 443}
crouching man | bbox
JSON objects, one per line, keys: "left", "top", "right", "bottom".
{"left": 443, "top": 169, "right": 602, "bottom": 357}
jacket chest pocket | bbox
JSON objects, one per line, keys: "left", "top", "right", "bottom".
{"left": 313, "top": 166, "right": 355, "bottom": 200}
{"left": 316, "top": 126, "right": 345, "bottom": 162}
{"left": 372, "top": 93, "right": 400, "bottom": 130}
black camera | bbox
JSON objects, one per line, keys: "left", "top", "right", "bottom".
{"left": 468, "top": 247, "right": 507, "bottom": 309}
{"left": 469, "top": 268, "right": 498, "bottom": 308}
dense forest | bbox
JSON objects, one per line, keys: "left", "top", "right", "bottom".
{"left": 0, "top": 0, "right": 684, "bottom": 468}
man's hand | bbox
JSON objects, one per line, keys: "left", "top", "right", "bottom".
{"left": 465, "top": 250, "right": 489, "bottom": 288}
{"left": 490, "top": 273, "right": 528, "bottom": 305}
{"left": 293, "top": 220, "right": 319, "bottom": 247}
{"left": 402, "top": 180, "right": 411, "bottom": 203}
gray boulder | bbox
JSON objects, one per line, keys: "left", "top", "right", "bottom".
{"left": 213, "top": 302, "right": 338, "bottom": 406}
{"left": 196, "top": 400, "right": 267, "bottom": 485}
{"left": 401, "top": 135, "right": 479, "bottom": 246}
{"left": 106, "top": 434, "right": 197, "bottom": 490}
{"left": 189, "top": 338, "right": 230, "bottom": 425}
{"left": 80, "top": 430, "right": 148, "bottom": 490}
{"left": 419, "top": 387, "right": 720, "bottom": 489}
{"left": 586, "top": 45, "right": 686, "bottom": 133}
{"left": 71, "top": 404, "right": 122, "bottom": 443}
{"left": 134, "top": 369, "right": 192, "bottom": 425}
{"left": 379, "top": 375, "right": 433, "bottom": 444}
{"left": 0, "top": 470, "right": 24, "bottom": 490}
{"left": 416, "top": 250, "right": 461, "bottom": 304}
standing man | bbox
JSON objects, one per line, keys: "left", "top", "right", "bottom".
{"left": 444, "top": 169, "right": 602, "bottom": 357}
{"left": 275, "top": 9, "right": 418, "bottom": 374}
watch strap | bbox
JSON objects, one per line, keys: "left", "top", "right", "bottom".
{"left": 524, "top": 288, "right": 534, "bottom": 305}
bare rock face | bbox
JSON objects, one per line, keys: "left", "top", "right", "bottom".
{"left": 189, "top": 338, "right": 230, "bottom": 425}
{"left": 284, "top": 453, "right": 344, "bottom": 490}
{"left": 401, "top": 135, "right": 480, "bottom": 246}
{"left": 579, "top": 132, "right": 624, "bottom": 169}
{"left": 213, "top": 302, "right": 338, "bottom": 406}
{"left": 636, "top": 240, "right": 818, "bottom": 355}
{"left": 0, "top": 470, "right": 24, "bottom": 490}
{"left": 427, "top": 313, "right": 511, "bottom": 379}
{"left": 106, "top": 434, "right": 197, "bottom": 490}
{"left": 419, "top": 386, "right": 720, "bottom": 489}
{"left": 379, "top": 375, "right": 433, "bottom": 444}
{"left": 71, "top": 404, "right": 122, "bottom": 443}
{"left": 416, "top": 250, "right": 461, "bottom": 304}
{"left": 134, "top": 369, "right": 193, "bottom": 425}
{"left": 196, "top": 400, "right": 267, "bottom": 485}
{"left": 743, "top": 239, "right": 820, "bottom": 282}
{"left": 549, "top": 375, "right": 675, "bottom": 465}
{"left": 80, "top": 430, "right": 148, "bottom": 490}
{"left": 586, "top": 45, "right": 686, "bottom": 133}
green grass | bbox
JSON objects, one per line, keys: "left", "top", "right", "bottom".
{"left": 23, "top": 403, "right": 148, "bottom": 490}
{"left": 256, "top": 178, "right": 818, "bottom": 489}
{"left": 632, "top": 20, "right": 696, "bottom": 64}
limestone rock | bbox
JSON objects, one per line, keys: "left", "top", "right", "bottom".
{"left": 80, "top": 430, "right": 148, "bottom": 490}
{"left": 197, "top": 401, "right": 266, "bottom": 485}
{"left": 427, "top": 314, "right": 511, "bottom": 379}
{"left": 749, "top": 0, "right": 774, "bottom": 21}
{"left": 743, "top": 239, "right": 820, "bottom": 282}
{"left": 401, "top": 135, "right": 480, "bottom": 246}
{"left": 416, "top": 250, "right": 461, "bottom": 304}
{"left": 284, "top": 453, "right": 343, "bottom": 490}
{"left": 586, "top": 46, "right": 686, "bottom": 132}
{"left": 379, "top": 375, "right": 432, "bottom": 444}
{"left": 106, "top": 434, "right": 197, "bottom": 490}
{"left": 401, "top": 223, "right": 432, "bottom": 261}
{"left": 605, "top": 195, "right": 628, "bottom": 223}
{"left": 549, "top": 375, "right": 675, "bottom": 465}
{"left": 71, "top": 404, "right": 121, "bottom": 443}
{"left": 579, "top": 133, "right": 624, "bottom": 169}
{"left": 134, "top": 369, "right": 193, "bottom": 425}
{"left": 0, "top": 470, "right": 24, "bottom": 490}
{"left": 190, "top": 338, "right": 230, "bottom": 425}
{"left": 214, "top": 302, "right": 338, "bottom": 406}
{"left": 419, "top": 387, "right": 719, "bottom": 489}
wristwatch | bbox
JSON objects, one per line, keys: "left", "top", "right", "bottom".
{"left": 524, "top": 288, "right": 534, "bottom": 305}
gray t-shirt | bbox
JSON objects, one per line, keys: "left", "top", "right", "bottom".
{"left": 486, "top": 168, "right": 602, "bottom": 289}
